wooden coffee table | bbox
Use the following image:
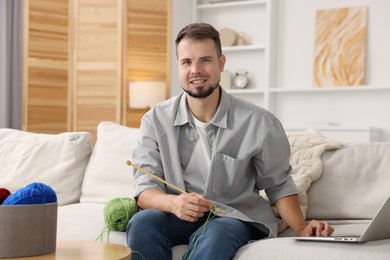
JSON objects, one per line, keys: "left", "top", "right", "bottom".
{"left": 5, "top": 240, "right": 132, "bottom": 260}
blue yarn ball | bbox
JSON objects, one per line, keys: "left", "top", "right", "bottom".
{"left": 2, "top": 182, "right": 57, "bottom": 205}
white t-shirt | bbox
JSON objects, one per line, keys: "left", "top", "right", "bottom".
{"left": 183, "top": 116, "right": 211, "bottom": 194}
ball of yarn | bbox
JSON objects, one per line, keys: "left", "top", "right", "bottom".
{"left": 104, "top": 197, "right": 139, "bottom": 232}
{"left": 0, "top": 188, "right": 11, "bottom": 205}
{"left": 2, "top": 182, "right": 57, "bottom": 205}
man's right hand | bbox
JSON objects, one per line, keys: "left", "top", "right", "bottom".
{"left": 137, "top": 189, "right": 212, "bottom": 222}
{"left": 171, "top": 193, "right": 212, "bottom": 222}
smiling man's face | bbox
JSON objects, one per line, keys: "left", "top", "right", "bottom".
{"left": 177, "top": 38, "right": 226, "bottom": 99}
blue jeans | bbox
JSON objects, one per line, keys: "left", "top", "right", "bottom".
{"left": 126, "top": 209, "right": 267, "bottom": 260}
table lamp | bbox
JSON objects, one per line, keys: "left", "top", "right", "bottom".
{"left": 128, "top": 81, "right": 166, "bottom": 109}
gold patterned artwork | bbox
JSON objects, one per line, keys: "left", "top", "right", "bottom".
{"left": 313, "top": 6, "right": 367, "bottom": 87}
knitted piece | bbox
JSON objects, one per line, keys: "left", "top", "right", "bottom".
{"left": 2, "top": 182, "right": 57, "bottom": 205}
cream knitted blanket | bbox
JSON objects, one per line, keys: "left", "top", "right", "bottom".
{"left": 261, "top": 129, "right": 342, "bottom": 233}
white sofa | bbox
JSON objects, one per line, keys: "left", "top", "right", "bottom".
{"left": 1, "top": 121, "right": 390, "bottom": 260}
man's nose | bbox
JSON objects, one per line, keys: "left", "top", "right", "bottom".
{"left": 190, "top": 62, "right": 202, "bottom": 75}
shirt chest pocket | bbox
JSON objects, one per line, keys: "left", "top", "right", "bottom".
{"left": 211, "top": 153, "right": 252, "bottom": 198}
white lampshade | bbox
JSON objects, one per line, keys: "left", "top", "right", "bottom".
{"left": 128, "top": 81, "right": 166, "bottom": 109}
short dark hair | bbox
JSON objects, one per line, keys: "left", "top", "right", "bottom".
{"left": 175, "top": 23, "right": 222, "bottom": 58}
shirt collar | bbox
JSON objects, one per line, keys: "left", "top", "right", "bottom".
{"left": 174, "top": 92, "right": 192, "bottom": 127}
{"left": 173, "top": 87, "right": 229, "bottom": 129}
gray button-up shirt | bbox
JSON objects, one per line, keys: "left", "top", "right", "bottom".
{"left": 132, "top": 88, "right": 298, "bottom": 237}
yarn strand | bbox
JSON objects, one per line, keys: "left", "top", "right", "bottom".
{"left": 95, "top": 227, "right": 110, "bottom": 243}
{"left": 183, "top": 208, "right": 216, "bottom": 260}
{"left": 132, "top": 251, "right": 147, "bottom": 260}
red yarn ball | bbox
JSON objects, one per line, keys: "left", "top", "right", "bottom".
{"left": 0, "top": 188, "right": 11, "bottom": 205}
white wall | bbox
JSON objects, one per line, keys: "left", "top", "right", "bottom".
{"left": 276, "top": 0, "right": 390, "bottom": 87}
{"left": 171, "top": 0, "right": 390, "bottom": 141}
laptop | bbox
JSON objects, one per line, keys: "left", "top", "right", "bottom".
{"left": 295, "top": 195, "right": 390, "bottom": 243}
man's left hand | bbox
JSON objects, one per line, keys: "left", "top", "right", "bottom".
{"left": 298, "top": 220, "right": 334, "bottom": 237}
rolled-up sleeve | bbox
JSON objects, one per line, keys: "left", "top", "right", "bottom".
{"left": 132, "top": 115, "right": 166, "bottom": 198}
{"left": 254, "top": 118, "right": 298, "bottom": 204}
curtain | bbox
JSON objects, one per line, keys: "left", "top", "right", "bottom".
{"left": 0, "top": 0, "right": 23, "bottom": 129}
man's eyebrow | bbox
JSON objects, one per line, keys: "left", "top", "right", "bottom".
{"left": 179, "top": 56, "right": 213, "bottom": 62}
{"left": 180, "top": 58, "right": 191, "bottom": 62}
{"left": 200, "top": 55, "right": 213, "bottom": 60}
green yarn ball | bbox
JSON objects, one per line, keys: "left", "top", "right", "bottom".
{"left": 104, "top": 197, "right": 139, "bottom": 232}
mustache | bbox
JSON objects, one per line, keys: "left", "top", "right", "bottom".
{"left": 189, "top": 75, "right": 208, "bottom": 81}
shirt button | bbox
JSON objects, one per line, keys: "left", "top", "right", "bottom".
{"left": 189, "top": 137, "right": 196, "bottom": 143}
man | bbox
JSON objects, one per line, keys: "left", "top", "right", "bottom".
{"left": 126, "top": 23, "right": 333, "bottom": 259}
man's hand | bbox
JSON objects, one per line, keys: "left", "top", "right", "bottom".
{"left": 296, "top": 219, "right": 334, "bottom": 237}
{"left": 137, "top": 189, "right": 212, "bottom": 222}
{"left": 274, "top": 195, "right": 334, "bottom": 237}
{"left": 171, "top": 193, "right": 212, "bottom": 222}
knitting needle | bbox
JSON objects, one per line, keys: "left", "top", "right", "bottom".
{"left": 127, "top": 160, "right": 186, "bottom": 194}
{"left": 126, "top": 160, "right": 225, "bottom": 215}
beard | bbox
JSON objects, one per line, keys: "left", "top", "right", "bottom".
{"left": 182, "top": 82, "right": 220, "bottom": 99}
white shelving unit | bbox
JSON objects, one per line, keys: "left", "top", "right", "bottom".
{"left": 193, "top": 0, "right": 276, "bottom": 107}
{"left": 269, "top": 85, "right": 390, "bottom": 93}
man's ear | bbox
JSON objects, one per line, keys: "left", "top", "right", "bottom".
{"left": 219, "top": 54, "right": 226, "bottom": 71}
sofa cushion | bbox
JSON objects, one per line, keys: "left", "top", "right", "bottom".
{"left": 0, "top": 128, "right": 92, "bottom": 206}
{"left": 307, "top": 142, "right": 390, "bottom": 220}
{"left": 80, "top": 122, "right": 140, "bottom": 204}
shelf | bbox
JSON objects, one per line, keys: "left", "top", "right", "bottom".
{"left": 286, "top": 124, "right": 377, "bottom": 131}
{"left": 222, "top": 45, "right": 266, "bottom": 52}
{"left": 284, "top": 125, "right": 382, "bottom": 142}
{"left": 226, "top": 88, "right": 264, "bottom": 94}
{"left": 197, "top": 0, "right": 266, "bottom": 10}
{"left": 268, "top": 85, "right": 390, "bottom": 93}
